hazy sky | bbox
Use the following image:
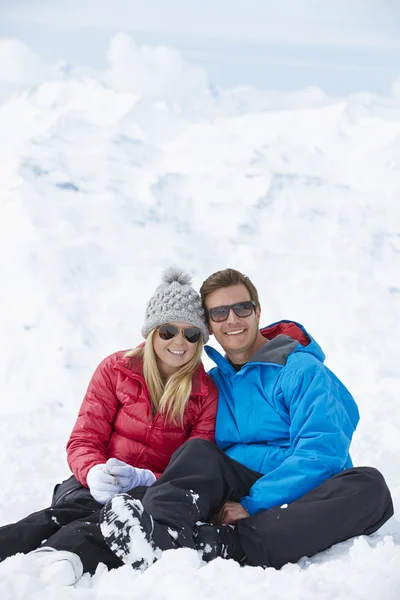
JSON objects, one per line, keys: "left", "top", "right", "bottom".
{"left": 0, "top": 0, "right": 399, "bottom": 95}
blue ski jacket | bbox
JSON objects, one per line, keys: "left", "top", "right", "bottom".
{"left": 205, "top": 320, "right": 360, "bottom": 516}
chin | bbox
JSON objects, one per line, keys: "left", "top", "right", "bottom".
{"left": 166, "top": 357, "right": 185, "bottom": 365}
{"left": 228, "top": 335, "right": 248, "bottom": 346}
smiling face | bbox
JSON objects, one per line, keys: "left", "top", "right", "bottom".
{"left": 205, "top": 284, "right": 266, "bottom": 364}
{"left": 152, "top": 321, "right": 200, "bottom": 379}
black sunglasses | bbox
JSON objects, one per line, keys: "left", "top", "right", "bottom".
{"left": 206, "top": 301, "right": 256, "bottom": 323}
{"left": 157, "top": 324, "right": 202, "bottom": 344}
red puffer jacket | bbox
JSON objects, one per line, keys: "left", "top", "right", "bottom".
{"left": 67, "top": 351, "right": 218, "bottom": 486}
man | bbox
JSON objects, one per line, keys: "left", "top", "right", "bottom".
{"left": 101, "top": 268, "right": 393, "bottom": 570}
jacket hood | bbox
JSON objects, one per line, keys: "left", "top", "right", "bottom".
{"left": 205, "top": 320, "right": 325, "bottom": 370}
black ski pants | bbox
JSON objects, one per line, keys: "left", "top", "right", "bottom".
{"left": 141, "top": 438, "right": 394, "bottom": 568}
{"left": 0, "top": 476, "right": 147, "bottom": 575}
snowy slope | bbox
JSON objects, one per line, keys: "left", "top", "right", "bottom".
{"left": 0, "top": 34, "right": 400, "bottom": 599}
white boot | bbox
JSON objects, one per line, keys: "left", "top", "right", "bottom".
{"left": 29, "top": 547, "right": 83, "bottom": 586}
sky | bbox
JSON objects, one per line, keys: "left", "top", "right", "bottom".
{"left": 0, "top": 2, "right": 400, "bottom": 598}
{"left": 0, "top": 0, "right": 400, "bottom": 95}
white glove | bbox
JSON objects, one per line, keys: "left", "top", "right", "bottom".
{"left": 86, "top": 464, "right": 123, "bottom": 504}
{"left": 105, "top": 458, "right": 156, "bottom": 492}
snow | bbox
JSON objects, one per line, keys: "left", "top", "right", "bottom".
{"left": 0, "top": 33, "right": 400, "bottom": 598}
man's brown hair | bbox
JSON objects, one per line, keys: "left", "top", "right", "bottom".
{"left": 200, "top": 268, "right": 260, "bottom": 309}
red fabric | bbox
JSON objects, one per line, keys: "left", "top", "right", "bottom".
{"left": 66, "top": 351, "right": 218, "bottom": 486}
{"left": 260, "top": 321, "right": 310, "bottom": 346}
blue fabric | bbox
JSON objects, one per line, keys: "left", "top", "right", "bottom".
{"left": 205, "top": 321, "right": 360, "bottom": 516}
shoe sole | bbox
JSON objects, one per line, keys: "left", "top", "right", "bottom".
{"left": 100, "top": 494, "right": 160, "bottom": 570}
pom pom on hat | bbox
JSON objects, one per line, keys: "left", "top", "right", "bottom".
{"left": 161, "top": 267, "right": 192, "bottom": 286}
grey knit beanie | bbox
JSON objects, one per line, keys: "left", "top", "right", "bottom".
{"left": 141, "top": 267, "right": 209, "bottom": 343}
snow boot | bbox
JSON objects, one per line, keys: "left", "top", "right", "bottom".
{"left": 194, "top": 523, "right": 246, "bottom": 564}
{"left": 29, "top": 546, "right": 83, "bottom": 585}
{"left": 100, "top": 494, "right": 180, "bottom": 571}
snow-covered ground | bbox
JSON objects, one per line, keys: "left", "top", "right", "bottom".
{"left": 1, "top": 34, "right": 400, "bottom": 599}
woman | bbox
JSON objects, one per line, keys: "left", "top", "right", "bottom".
{"left": 0, "top": 267, "right": 218, "bottom": 584}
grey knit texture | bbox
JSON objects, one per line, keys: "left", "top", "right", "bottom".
{"left": 141, "top": 267, "right": 209, "bottom": 343}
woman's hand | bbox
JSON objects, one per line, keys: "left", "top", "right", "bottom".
{"left": 86, "top": 464, "right": 122, "bottom": 504}
{"left": 106, "top": 458, "right": 156, "bottom": 492}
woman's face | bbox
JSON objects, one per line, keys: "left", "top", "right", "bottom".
{"left": 153, "top": 321, "right": 200, "bottom": 378}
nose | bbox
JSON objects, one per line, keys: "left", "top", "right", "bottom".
{"left": 174, "top": 330, "right": 186, "bottom": 343}
{"left": 226, "top": 308, "right": 239, "bottom": 324}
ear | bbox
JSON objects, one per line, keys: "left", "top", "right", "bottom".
{"left": 255, "top": 305, "right": 261, "bottom": 324}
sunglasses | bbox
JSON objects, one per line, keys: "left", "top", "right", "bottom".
{"left": 206, "top": 301, "right": 256, "bottom": 323}
{"left": 157, "top": 324, "right": 202, "bottom": 344}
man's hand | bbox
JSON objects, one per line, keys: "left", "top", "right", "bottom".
{"left": 216, "top": 501, "right": 250, "bottom": 525}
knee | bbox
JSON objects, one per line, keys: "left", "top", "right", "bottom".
{"left": 170, "top": 438, "right": 217, "bottom": 462}
{"left": 355, "top": 467, "right": 392, "bottom": 503}
{"left": 355, "top": 467, "right": 394, "bottom": 528}
{"left": 165, "top": 438, "right": 219, "bottom": 473}
{"left": 182, "top": 438, "right": 216, "bottom": 453}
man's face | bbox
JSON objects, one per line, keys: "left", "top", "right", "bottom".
{"left": 205, "top": 284, "right": 261, "bottom": 360}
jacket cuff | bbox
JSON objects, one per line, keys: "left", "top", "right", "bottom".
{"left": 240, "top": 496, "right": 259, "bottom": 516}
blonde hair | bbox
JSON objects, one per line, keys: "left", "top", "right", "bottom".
{"left": 125, "top": 329, "right": 203, "bottom": 425}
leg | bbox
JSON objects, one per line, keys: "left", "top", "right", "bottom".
{"left": 141, "top": 439, "right": 261, "bottom": 547}
{"left": 44, "top": 486, "right": 149, "bottom": 575}
{"left": 44, "top": 509, "right": 123, "bottom": 575}
{"left": 100, "top": 439, "right": 260, "bottom": 564}
{"left": 0, "top": 478, "right": 99, "bottom": 561}
{"left": 236, "top": 466, "right": 394, "bottom": 568}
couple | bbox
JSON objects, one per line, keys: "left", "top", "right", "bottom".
{"left": 0, "top": 267, "right": 393, "bottom": 584}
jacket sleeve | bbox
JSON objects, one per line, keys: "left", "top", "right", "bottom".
{"left": 66, "top": 355, "right": 120, "bottom": 486}
{"left": 240, "top": 358, "right": 359, "bottom": 515}
{"left": 187, "top": 384, "right": 218, "bottom": 443}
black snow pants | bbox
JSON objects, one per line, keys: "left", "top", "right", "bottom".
{"left": 0, "top": 476, "right": 148, "bottom": 574}
{"left": 139, "top": 439, "right": 394, "bottom": 568}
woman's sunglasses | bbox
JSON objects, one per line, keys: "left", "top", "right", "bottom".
{"left": 206, "top": 301, "right": 256, "bottom": 323}
{"left": 157, "top": 324, "right": 202, "bottom": 344}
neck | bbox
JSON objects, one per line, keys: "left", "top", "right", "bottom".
{"left": 225, "top": 332, "right": 268, "bottom": 365}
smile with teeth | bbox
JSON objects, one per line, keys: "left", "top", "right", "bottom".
{"left": 225, "top": 329, "right": 245, "bottom": 336}
{"left": 168, "top": 349, "right": 185, "bottom": 355}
